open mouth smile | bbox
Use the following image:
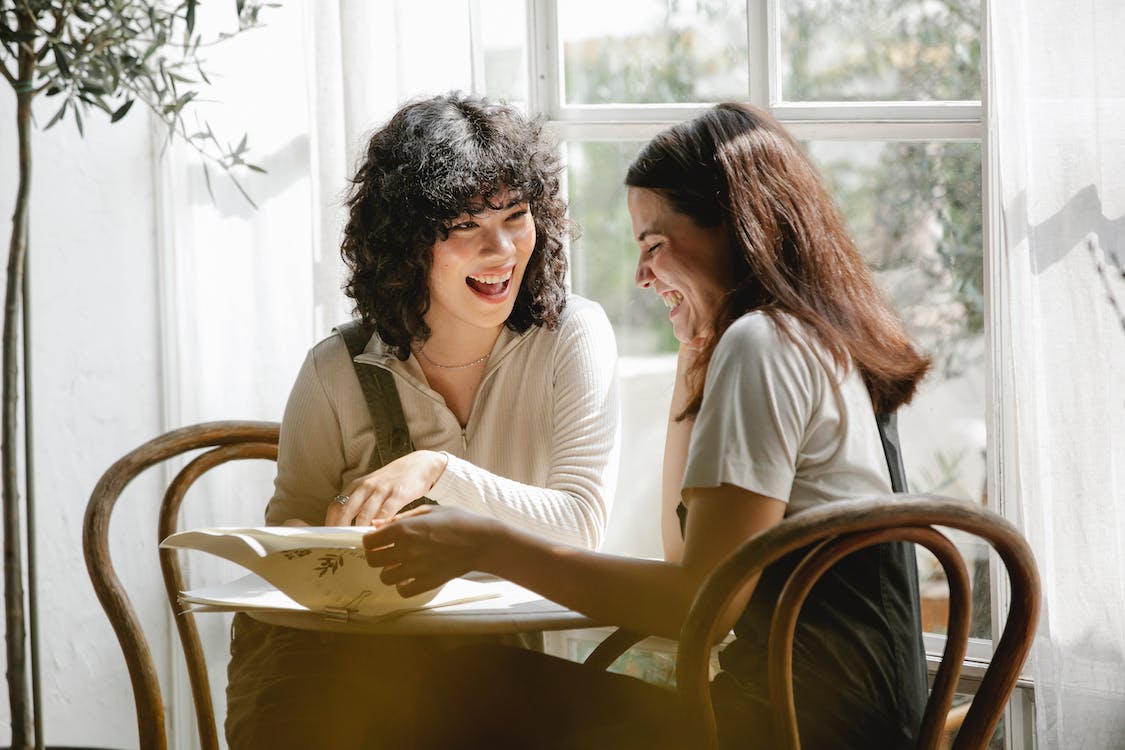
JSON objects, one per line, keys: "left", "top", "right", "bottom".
{"left": 466, "top": 266, "right": 515, "bottom": 300}
{"left": 661, "top": 290, "right": 684, "bottom": 314}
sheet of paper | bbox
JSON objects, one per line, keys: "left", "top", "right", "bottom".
{"left": 163, "top": 526, "right": 440, "bottom": 612}
{"left": 181, "top": 572, "right": 503, "bottom": 619}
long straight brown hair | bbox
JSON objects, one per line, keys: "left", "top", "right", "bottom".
{"left": 626, "top": 103, "right": 930, "bottom": 417}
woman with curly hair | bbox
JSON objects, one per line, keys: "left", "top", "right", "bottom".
{"left": 224, "top": 92, "right": 619, "bottom": 749}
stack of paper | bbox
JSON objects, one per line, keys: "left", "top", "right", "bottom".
{"left": 162, "top": 526, "right": 497, "bottom": 620}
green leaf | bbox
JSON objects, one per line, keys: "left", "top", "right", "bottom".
{"left": 45, "top": 99, "right": 67, "bottom": 129}
{"left": 53, "top": 46, "right": 70, "bottom": 77}
{"left": 229, "top": 174, "right": 258, "bottom": 210}
{"left": 0, "top": 27, "right": 37, "bottom": 43}
{"left": 202, "top": 161, "right": 215, "bottom": 202}
{"left": 173, "top": 90, "right": 196, "bottom": 112}
{"left": 110, "top": 99, "right": 134, "bottom": 123}
{"left": 74, "top": 105, "right": 84, "bottom": 136}
{"left": 186, "top": 0, "right": 196, "bottom": 35}
{"left": 245, "top": 163, "right": 267, "bottom": 174}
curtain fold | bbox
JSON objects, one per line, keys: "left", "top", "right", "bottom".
{"left": 989, "top": 1, "right": 1125, "bottom": 747}
{"left": 157, "top": 3, "right": 476, "bottom": 743}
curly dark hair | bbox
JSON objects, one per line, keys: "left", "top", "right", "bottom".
{"left": 340, "top": 92, "right": 570, "bottom": 360}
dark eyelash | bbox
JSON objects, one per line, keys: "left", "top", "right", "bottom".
{"left": 647, "top": 242, "right": 663, "bottom": 253}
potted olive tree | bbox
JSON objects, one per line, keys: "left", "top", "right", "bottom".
{"left": 0, "top": 1, "right": 263, "bottom": 746}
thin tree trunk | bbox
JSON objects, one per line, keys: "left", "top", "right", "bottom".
{"left": 3, "top": 38, "right": 35, "bottom": 750}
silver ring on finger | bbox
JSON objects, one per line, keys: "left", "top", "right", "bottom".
{"left": 333, "top": 494, "right": 350, "bottom": 507}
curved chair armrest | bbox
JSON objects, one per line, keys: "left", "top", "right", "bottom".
{"left": 582, "top": 628, "right": 647, "bottom": 671}
{"left": 676, "top": 494, "right": 1040, "bottom": 750}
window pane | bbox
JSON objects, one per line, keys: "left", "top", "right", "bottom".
{"left": 807, "top": 139, "right": 988, "bottom": 638}
{"left": 780, "top": 0, "right": 982, "bottom": 101}
{"left": 566, "top": 141, "right": 680, "bottom": 356}
{"left": 478, "top": 0, "right": 528, "bottom": 106}
{"left": 558, "top": 0, "right": 748, "bottom": 105}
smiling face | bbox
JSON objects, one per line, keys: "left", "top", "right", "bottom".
{"left": 628, "top": 187, "right": 735, "bottom": 346}
{"left": 425, "top": 189, "right": 536, "bottom": 336}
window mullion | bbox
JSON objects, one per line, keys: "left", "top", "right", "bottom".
{"left": 467, "top": 0, "right": 486, "bottom": 95}
{"left": 527, "top": 0, "right": 560, "bottom": 117}
{"left": 747, "top": 0, "right": 771, "bottom": 108}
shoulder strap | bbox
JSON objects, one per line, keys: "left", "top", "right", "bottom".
{"left": 875, "top": 410, "right": 908, "bottom": 493}
{"left": 333, "top": 320, "right": 414, "bottom": 472}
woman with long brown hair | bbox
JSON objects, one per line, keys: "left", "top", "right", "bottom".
{"left": 365, "top": 102, "right": 932, "bottom": 749}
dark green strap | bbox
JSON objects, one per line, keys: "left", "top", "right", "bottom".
{"left": 875, "top": 410, "right": 907, "bottom": 493}
{"left": 333, "top": 320, "right": 414, "bottom": 471}
{"left": 333, "top": 320, "right": 435, "bottom": 511}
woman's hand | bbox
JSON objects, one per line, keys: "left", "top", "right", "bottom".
{"left": 324, "top": 450, "right": 449, "bottom": 527}
{"left": 363, "top": 505, "right": 500, "bottom": 598}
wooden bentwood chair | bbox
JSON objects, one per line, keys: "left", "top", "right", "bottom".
{"left": 83, "top": 421, "right": 281, "bottom": 750}
{"left": 582, "top": 493, "right": 1041, "bottom": 750}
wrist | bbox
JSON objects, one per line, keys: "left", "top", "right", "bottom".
{"left": 425, "top": 450, "right": 450, "bottom": 492}
{"left": 474, "top": 515, "right": 516, "bottom": 575}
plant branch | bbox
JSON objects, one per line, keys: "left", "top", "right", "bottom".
{"left": 3, "top": 15, "right": 35, "bottom": 747}
{"left": 0, "top": 59, "right": 16, "bottom": 87}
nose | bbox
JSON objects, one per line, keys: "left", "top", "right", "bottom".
{"left": 634, "top": 254, "right": 654, "bottom": 288}
{"left": 482, "top": 224, "right": 517, "bottom": 257}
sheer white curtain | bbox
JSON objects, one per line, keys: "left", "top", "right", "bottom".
{"left": 158, "top": 2, "right": 475, "bottom": 745}
{"left": 989, "top": 1, "right": 1125, "bottom": 747}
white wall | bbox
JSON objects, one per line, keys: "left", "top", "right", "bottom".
{"left": 0, "top": 88, "right": 167, "bottom": 747}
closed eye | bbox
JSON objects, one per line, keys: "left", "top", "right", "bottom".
{"left": 646, "top": 242, "right": 663, "bottom": 254}
{"left": 448, "top": 220, "right": 478, "bottom": 232}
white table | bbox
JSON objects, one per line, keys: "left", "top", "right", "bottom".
{"left": 184, "top": 572, "right": 598, "bottom": 636}
{"left": 249, "top": 579, "right": 597, "bottom": 635}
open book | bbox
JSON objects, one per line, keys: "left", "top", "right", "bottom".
{"left": 161, "top": 526, "right": 500, "bottom": 622}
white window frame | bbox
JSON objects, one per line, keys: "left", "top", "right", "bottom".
{"left": 516, "top": 1, "right": 1030, "bottom": 746}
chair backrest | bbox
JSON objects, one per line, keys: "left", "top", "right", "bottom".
{"left": 83, "top": 421, "right": 280, "bottom": 750}
{"left": 676, "top": 493, "right": 1040, "bottom": 750}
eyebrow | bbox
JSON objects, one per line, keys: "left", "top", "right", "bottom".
{"left": 477, "top": 196, "right": 524, "bottom": 213}
{"left": 458, "top": 197, "right": 526, "bottom": 218}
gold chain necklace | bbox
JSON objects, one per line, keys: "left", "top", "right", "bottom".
{"left": 416, "top": 346, "right": 491, "bottom": 369}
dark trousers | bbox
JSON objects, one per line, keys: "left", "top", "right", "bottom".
{"left": 225, "top": 614, "right": 538, "bottom": 749}
{"left": 405, "top": 643, "right": 777, "bottom": 750}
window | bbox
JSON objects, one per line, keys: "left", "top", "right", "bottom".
{"left": 474, "top": 1, "right": 1012, "bottom": 743}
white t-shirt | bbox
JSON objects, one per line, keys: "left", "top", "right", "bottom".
{"left": 682, "top": 311, "right": 891, "bottom": 514}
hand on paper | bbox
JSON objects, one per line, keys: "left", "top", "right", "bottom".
{"left": 324, "top": 450, "right": 449, "bottom": 527}
{"left": 362, "top": 505, "right": 498, "bottom": 598}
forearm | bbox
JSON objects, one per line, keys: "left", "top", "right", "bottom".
{"left": 480, "top": 523, "right": 697, "bottom": 640}
{"left": 430, "top": 454, "right": 607, "bottom": 548}
{"left": 661, "top": 345, "right": 698, "bottom": 560}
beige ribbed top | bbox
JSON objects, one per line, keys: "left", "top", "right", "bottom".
{"left": 265, "top": 296, "right": 620, "bottom": 550}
